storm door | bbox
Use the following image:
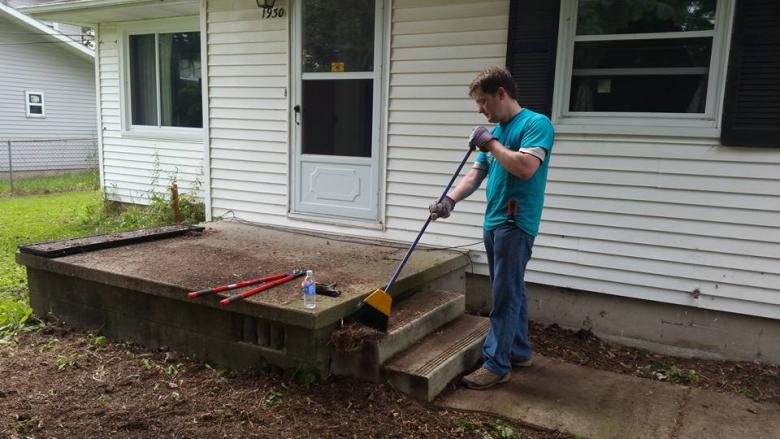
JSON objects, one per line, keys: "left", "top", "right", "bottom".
{"left": 291, "top": 0, "right": 383, "bottom": 221}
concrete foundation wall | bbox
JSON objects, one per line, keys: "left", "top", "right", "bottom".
{"left": 466, "top": 274, "right": 780, "bottom": 363}
{"left": 28, "top": 268, "right": 334, "bottom": 376}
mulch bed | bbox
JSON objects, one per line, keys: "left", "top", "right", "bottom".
{"left": 2, "top": 319, "right": 778, "bottom": 438}
{"left": 529, "top": 322, "right": 780, "bottom": 404}
{"left": 0, "top": 322, "right": 569, "bottom": 439}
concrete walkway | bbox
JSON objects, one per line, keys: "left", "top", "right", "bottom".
{"left": 437, "top": 355, "right": 780, "bottom": 439}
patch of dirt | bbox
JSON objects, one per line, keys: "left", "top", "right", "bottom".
{"left": 61, "top": 226, "right": 387, "bottom": 307}
{"left": 0, "top": 324, "right": 569, "bottom": 439}
{"left": 529, "top": 322, "right": 780, "bottom": 404}
{"left": 330, "top": 324, "right": 384, "bottom": 352}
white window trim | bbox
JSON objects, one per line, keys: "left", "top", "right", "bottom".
{"left": 551, "top": 0, "right": 735, "bottom": 138}
{"left": 25, "top": 91, "right": 45, "bottom": 118}
{"left": 118, "top": 16, "right": 202, "bottom": 142}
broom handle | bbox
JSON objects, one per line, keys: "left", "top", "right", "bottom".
{"left": 384, "top": 147, "right": 474, "bottom": 294}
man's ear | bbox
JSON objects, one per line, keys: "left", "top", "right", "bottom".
{"left": 496, "top": 86, "right": 507, "bottom": 100}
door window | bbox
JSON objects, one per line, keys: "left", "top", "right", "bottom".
{"left": 300, "top": 0, "right": 376, "bottom": 157}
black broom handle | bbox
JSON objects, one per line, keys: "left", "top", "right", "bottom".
{"left": 384, "top": 147, "right": 474, "bottom": 294}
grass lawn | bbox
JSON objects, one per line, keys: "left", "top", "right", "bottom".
{"left": 0, "top": 170, "right": 99, "bottom": 196}
{"left": 0, "top": 191, "right": 105, "bottom": 335}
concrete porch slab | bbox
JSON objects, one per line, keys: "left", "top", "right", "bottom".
{"left": 17, "top": 221, "right": 469, "bottom": 374}
{"left": 17, "top": 221, "right": 468, "bottom": 330}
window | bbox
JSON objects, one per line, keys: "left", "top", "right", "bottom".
{"left": 126, "top": 29, "right": 202, "bottom": 129}
{"left": 25, "top": 91, "right": 45, "bottom": 118}
{"left": 300, "top": 0, "right": 377, "bottom": 158}
{"left": 554, "top": 0, "right": 733, "bottom": 135}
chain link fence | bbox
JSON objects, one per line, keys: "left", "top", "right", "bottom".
{"left": 0, "top": 137, "right": 99, "bottom": 194}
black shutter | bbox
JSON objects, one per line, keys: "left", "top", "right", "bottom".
{"left": 721, "top": 0, "right": 780, "bottom": 147}
{"left": 504, "top": 0, "right": 560, "bottom": 117}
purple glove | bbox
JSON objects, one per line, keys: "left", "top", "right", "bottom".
{"left": 429, "top": 196, "right": 455, "bottom": 220}
{"left": 469, "top": 126, "right": 495, "bottom": 151}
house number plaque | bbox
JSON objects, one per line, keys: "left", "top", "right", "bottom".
{"left": 256, "top": 0, "right": 285, "bottom": 18}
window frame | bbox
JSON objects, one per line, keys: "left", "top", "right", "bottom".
{"left": 25, "top": 91, "right": 45, "bottom": 118}
{"left": 551, "top": 0, "right": 735, "bottom": 137}
{"left": 118, "top": 17, "right": 202, "bottom": 141}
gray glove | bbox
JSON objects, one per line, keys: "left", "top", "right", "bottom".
{"left": 429, "top": 196, "right": 455, "bottom": 220}
{"left": 469, "top": 126, "right": 496, "bottom": 151}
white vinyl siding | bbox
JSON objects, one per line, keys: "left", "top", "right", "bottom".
{"left": 97, "top": 22, "right": 204, "bottom": 203}
{"left": 202, "top": 0, "right": 780, "bottom": 321}
{"left": 0, "top": 14, "right": 95, "bottom": 139}
{"left": 207, "top": 0, "right": 290, "bottom": 221}
{"left": 385, "top": 0, "right": 508, "bottom": 253}
{"left": 532, "top": 135, "right": 780, "bottom": 317}
{"left": 384, "top": 0, "right": 780, "bottom": 320}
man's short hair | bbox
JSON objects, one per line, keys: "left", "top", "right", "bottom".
{"left": 469, "top": 65, "right": 517, "bottom": 99}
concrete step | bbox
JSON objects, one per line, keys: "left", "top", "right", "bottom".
{"left": 382, "top": 314, "right": 489, "bottom": 402}
{"left": 331, "top": 290, "right": 465, "bottom": 381}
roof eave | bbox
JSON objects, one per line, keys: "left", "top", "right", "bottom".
{"left": 0, "top": 2, "right": 94, "bottom": 60}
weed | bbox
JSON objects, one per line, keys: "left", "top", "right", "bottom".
{"left": 0, "top": 292, "right": 32, "bottom": 340}
{"left": 15, "top": 415, "right": 40, "bottom": 433}
{"left": 454, "top": 419, "right": 478, "bottom": 432}
{"left": 141, "top": 358, "right": 154, "bottom": 371}
{"left": 38, "top": 338, "right": 59, "bottom": 353}
{"left": 97, "top": 393, "right": 111, "bottom": 406}
{"left": 650, "top": 363, "right": 700, "bottom": 384}
{"left": 263, "top": 388, "right": 282, "bottom": 408}
{"left": 55, "top": 352, "right": 80, "bottom": 370}
{"left": 171, "top": 391, "right": 182, "bottom": 402}
{"left": 165, "top": 364, "right": 179, "bottom": 376}
{"left": 92, "top": 335, "right": 108, "bottom": 348}
{"left": 490, "top": 419, "right": 514, "bottom": 439}
{"left": 206, "top": 363, "right": 228, "bottom": 381}
{"left": 668, "top": 365, "right": 700, "bottom": 384}
{"left": 740, "top": 386, "right": 755, "bottom": 399}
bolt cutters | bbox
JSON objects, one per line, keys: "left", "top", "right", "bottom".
{"left": 187, "top": 269, "right": 307, "bottom": 305}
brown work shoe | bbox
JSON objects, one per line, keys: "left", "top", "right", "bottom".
{"left": 512, "top": 357, "right": 533, "bottom": 368}
{"left": 462, "top": 366, "right": 510, "bottom": 390}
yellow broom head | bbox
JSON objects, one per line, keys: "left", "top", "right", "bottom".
{"left": 353, "top": 288, "right": 393, "bottom": 332}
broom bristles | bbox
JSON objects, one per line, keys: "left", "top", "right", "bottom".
{"left": 354, "top": 289, "right": 392, "bottom": 332}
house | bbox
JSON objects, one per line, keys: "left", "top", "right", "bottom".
{"left": 0, "top": 1, "right": 96, "bottom": 174}
{"left": 23, "top": 0, "right": 780, "bottom": 362}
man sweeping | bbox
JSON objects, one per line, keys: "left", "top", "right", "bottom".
{"left": 429, "top": 66, "right": 554, "bottom": 390}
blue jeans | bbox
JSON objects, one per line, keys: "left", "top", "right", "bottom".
{"left": 482, "top": 223, "right": 535, "bottom": 376}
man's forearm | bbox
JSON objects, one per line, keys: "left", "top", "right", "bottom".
{"left": 448, "top": 169, "right": 485, "bottom": 203}
{"left": 484, "top": 139, "right": 540, "bottom": 180}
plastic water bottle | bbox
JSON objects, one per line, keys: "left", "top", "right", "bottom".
{"left": 303, "top": 270, "right": 316, "bottom": 309}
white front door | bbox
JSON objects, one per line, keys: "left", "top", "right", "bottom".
{"left": 291, "top": 0, "right": 384, "bottom": 222}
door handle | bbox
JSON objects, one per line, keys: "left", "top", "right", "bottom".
{"left": 293, "top": 105, "right": 301, "bottom": 126}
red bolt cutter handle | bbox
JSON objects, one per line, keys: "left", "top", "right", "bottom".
{"left": 219, "top": 271, "right": 306, "bottom": 306}
{"left": 187, "top": 273, "right": 287, "bottom": 299}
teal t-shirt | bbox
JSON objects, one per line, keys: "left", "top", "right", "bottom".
{"left": 474, "top": 108, "right": 554, "bottom": 236}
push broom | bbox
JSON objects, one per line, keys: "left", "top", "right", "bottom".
{"left": 353, "top": 145, "right": 474, "bottom": 332}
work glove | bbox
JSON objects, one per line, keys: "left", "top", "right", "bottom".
{"left": 469, "top": 126, "right": 496, "bottom": 151}
{"left": 429, "top": 196, "right": 455, "bottom": 220}
{"left": 315, "top": 282, "right": 342, "bottom": 297}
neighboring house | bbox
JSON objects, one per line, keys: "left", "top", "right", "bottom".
{"left": 0, "top": 1, "right": 96, "bottom": 173}
{"left": 24, "top": 0, "right": 780, "bottom": 361}
{"left": 5, "top": 0, "right": 85, "bottom": 41}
